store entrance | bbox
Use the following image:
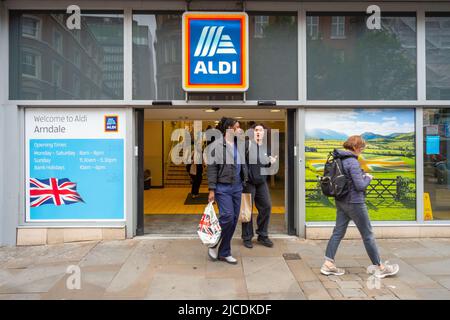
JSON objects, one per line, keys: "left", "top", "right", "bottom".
{"left": 137, "top": 108, "right": 293, "bottom": 236}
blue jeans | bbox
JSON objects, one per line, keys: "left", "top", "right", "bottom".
{"left": 325, "top": 200, "right": 381, "bottom": 266}
{"left": 215, "top": 183, "right": 242, "bottom": 258}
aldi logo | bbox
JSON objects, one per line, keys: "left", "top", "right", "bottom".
{"left": 104, "top": 115, "right": 119, "bottom": 132}
{"left": 182, "top": 12, "right": 248, "bottom": 92}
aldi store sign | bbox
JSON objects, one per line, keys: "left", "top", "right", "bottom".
{"left": 182, "top": 12, "right": 248, "bottom": 92}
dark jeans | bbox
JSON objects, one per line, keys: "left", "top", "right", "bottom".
{"left": 241, "top": 181, "right": 272, "bottom": 241}
{"left": 215, "top": 183, "right": 242, "bottom": 258}
{"left": 190, "top": 165, "right": 203, "bottom": 196}
{"left": 325, "top": 200, "right": 381, "bottom": 266}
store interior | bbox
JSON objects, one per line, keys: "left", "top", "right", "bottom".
{"left": 142, "top": 108, "right": 287, "bottom": 235}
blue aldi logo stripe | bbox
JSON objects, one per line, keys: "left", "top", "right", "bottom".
{"left": 183, "top": 12, "right": 248, "bottom": 92}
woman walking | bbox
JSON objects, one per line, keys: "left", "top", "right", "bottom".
{"left": 207, "top": 117, "right": 248, "bottom": 264}
{"left": 321, "top": 135, "right": 399, "bottom": 278}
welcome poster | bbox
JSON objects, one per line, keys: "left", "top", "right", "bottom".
{"left": 25, "top": 108, "right": 126, "bottom": 221}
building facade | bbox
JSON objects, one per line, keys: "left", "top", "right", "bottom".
{"left": 1, "top": 0, "right": 450, "bottom": 246}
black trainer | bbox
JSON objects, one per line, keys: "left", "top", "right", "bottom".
{"left": 257, "top": 236, "right": 273, "bottom": 248}
{"left": 243, "top": 240, "right": 253, "bottom": 248}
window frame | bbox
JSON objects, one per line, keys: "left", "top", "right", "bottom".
{"left": 330, "top": 15, "right": 346, "bottom": 39}
{"left": 20, "top": 48, "right": 41, "bottom": 79}
{"left": 52, "top": 28, "right": 63, "bottom": 55}
{"left": 51, "top": 61, "right": 63, "bottom": 88}
{"left": 306, "top": 15, "right": 319, "bottom": 40}
{"left": 254, "top": 15, "right": 270, "bottom": 39}
{"left": 21, "top": 14, "right": 41, "bottom": 40}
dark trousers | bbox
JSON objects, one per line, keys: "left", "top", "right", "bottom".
{"left": 190, "top": 165, "right": 203, "bottom": 196}
{"left": 215, "top": 183, "right": 242, "bottom": 258}
{"left": 325, "top": 200, "right": 381, "bottom": 266}
{"left": 241, "top": 181, "right": 272, "bottom": 241}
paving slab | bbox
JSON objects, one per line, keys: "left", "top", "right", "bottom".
{"left": 416, "top": 239, "right": 450, "bottom": 257}
{"left": 242, "top": 257, "right": 303, "bottom": 296}
{"left": 409, "top": 258, "right": 450, "bottom": 277}
{"left": 42, "top": 264, "right": 121, "bottom": 300}
{"left": 433, "top": 276, "right": 450, "bottom": 290}
{"left": 339, "top": 288, "right": 367, "bottom": 298}
{"left": 1, "top": 238, "right": 450, "bottom": 300}
{"left": 299, "top": 281, "right": 332, "bottom": 300}
{"left": 80, "top": 240, "right": 138, "bottom": 268}
{"left": 146, "top": 274, "right": 245, "bottom": 300}
{"left": 104, "top": 241, "right": 159, "bottom": 297}
{"left": 381, "top": 278, "right": 422, "bottom": 300}
{"left": 249, "top": 292, "right": 305, "bottom": 300}
{"left": 327, "top": 288, "right": 343, "bottom": 298}
{"left": 0, "top": 263, "right": 69, "bottom": 294}
{"left": 0, "top": 293, "right": 43, "bottom": 300}
{"left": 205, "top": 259, "right": 244, "bottom": 279}
{"left": 285, "top": 260, "right": 319, "bottom": 283}
{"left": 415, "top": 288, "right": 450, "bottom": 300}
{"left": 337, "top": 281, "right": 363, "bottom": 289}
{"left": 390, "top": 258, "right": 442, "bottom": 289}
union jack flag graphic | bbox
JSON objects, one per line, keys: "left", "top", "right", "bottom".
{"left": 30, "top": 178, "right": 84, "bottom": 207}
{"left": 198, "top": 214, "right": 213, "bottom": 236}
{"left": 198, "top": 210, "right": 221, "bottom": 236}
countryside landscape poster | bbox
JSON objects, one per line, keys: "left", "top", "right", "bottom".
{"left": 305, "top": 109, "right": 416, "bottom": 221}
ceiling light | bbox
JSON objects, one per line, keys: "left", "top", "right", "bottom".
{"left": 270, "top": 109, "right": 281, "bottom": 113}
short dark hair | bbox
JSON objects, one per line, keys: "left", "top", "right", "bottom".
{"left": 217, "top": 117, "right": 237, "bottom": 135}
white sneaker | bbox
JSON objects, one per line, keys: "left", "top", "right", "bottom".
{"left": 374, "top": 261, "right": 399, "bottom": 279}
{"left": 219, "top": 256, "right": 238, "bottom": 265}
{"left": 208, "top": 247, "right": 218, "bottom": 261}
{"left": 320, "top": 263, "right": 345, "bottom": 276}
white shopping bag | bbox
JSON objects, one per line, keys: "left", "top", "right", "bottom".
{"left": 197, "top": 202, "right": 222, "bottom": 247}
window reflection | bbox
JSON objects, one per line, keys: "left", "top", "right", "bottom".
{"left": 426, "top": 14, "right": 450, "bottom": 100}
{"left": 424, "top": 109, "right": 450, "bottom": 220}
{"left": 132, "top": 14, "right": 183, "bottom": 100}
{"left": 9, "top": 12, "right": 124, "bottom": 100}
{"left": 307, "top": 13, "right": 417, "bottom": 100}
{"left": 247, "top": 14, "right": 298, "bottom": 100}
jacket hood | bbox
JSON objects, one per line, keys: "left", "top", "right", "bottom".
{"left": 332, "top": 149, "right": 358, "bottom": 159}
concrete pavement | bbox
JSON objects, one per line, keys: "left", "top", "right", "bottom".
{"left": 1, "top": 238, "right": 450, "bottom": 300}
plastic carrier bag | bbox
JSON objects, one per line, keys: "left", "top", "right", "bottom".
{"left": 197, "top": 202, "right": 222, "bottom": 247}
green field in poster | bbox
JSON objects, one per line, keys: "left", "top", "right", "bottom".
{"left": 305, "top": 109, "right": 416, "bottom": 221}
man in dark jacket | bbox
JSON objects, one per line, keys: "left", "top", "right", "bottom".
{"left": 206, "top": 118, "right": 248, "bottom": 264}
{"left": 242, "top": 123, "right": 277, "bottom": 248}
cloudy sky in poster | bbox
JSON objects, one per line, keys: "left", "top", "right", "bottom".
{"left": 305, "top": 109, "right": 415, "bottom": 136}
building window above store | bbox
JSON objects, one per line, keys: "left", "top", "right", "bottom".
{"left": 9, "top": 11, "right": 124, "bottom": 100}
{"left": 307, "top": 16, "right": 319, "bottom": 40}
{"left": 247, "top": 13, "right": 298, "bottom": 100}
{"left": 307, "top": 12, "right": 417, "bottom": 101}
{"left": 331, "top": 16, "right": 346, "bottom": 39}
{"left": 52, "top": 29, "right": 63, "bottom": 55}
{"left": 254, "top": 16, "right": 270, "bottom": 38}
{"left": 21, "top": 49, "right": 41, "bottom": 79}
{"left": 21, "top": 15, "right": 41, "bottom": 39}
{"left": 426, "top": 13, "right": 450, "bottom": 101}
{"left": 132, "top": 13, "right": 183, "bottom": 100}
